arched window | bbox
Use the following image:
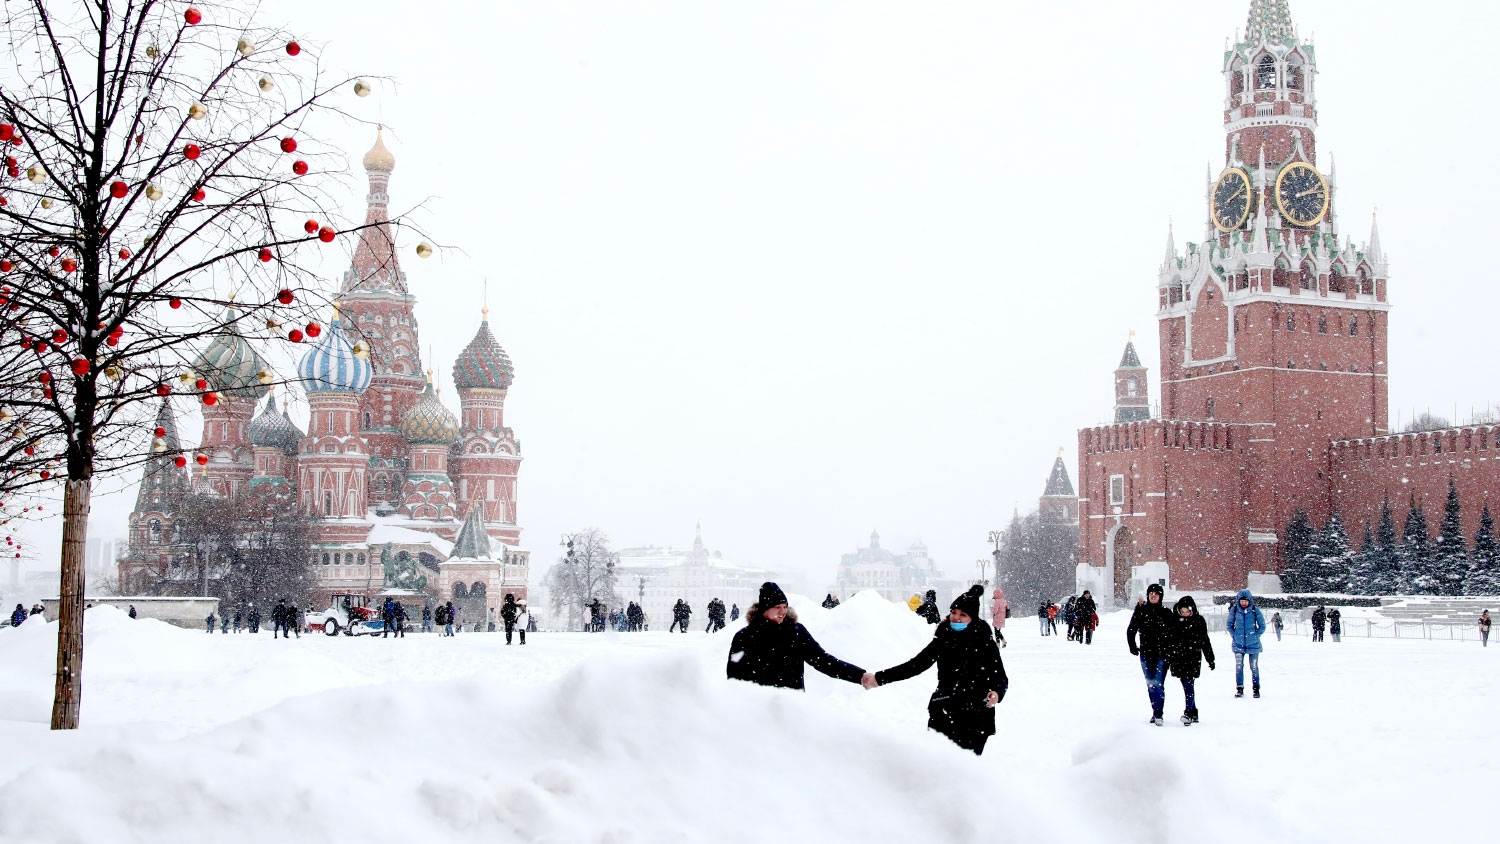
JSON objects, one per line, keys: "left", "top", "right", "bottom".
{"left": 1318, "top": 315, "right": 1328, "bottom": 334}
{"left": 453, "top": 582, "right": 469, "bottom": 599}
{"left": 364, "top": 412, "right": 372, "bottom": 428}
{"left": 357, "top": 554, "right": 366, "bottom": 567}
{"left": 1273, "top": 262, "right": 1293, "bottom": 288}
{"left": 324, "top": 492, "right": 333, "bottom": 514}
{"left": 149, "top": 520, "right": 161, "bottom": 544}
{"left": 1127, "top": 376, "right": 1139, "bottom": 397}
{"left": 1359, "top": 270, "right": 1374, "bottom": 296}
{"left": 1206, "top": 398, "right": 1216, "bottom": 419}
{"left": 1286, "top": 55, "right": 1304, "bottom": 90}
{"left": 322, "top": 553, "right": 330, "bottom": 566}
{"left": 1256, "top": 54, "right": 1277, "bottom": 89}
{"left": 1329, "top": 267, "right": 1347, "bottom": 294}
{"left": 1300, "top": 264, "right": 1315, "bottom": 290}
{"left": 1230, "top": 60, "right": 1246, "bottom": 98}
{"left": 1286, "top": 313, "right": 1295, "bottom": 332}
{"left": 1350, "top": 318, "right": 1359, "bottom": 337}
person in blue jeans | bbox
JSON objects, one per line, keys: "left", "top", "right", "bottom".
{"left": 1169, "top": 596, "right": 1215, "bottom": 725}
{"left": 1226, "top": 588, "right": 1266, "bottom": 698}
{"left": 1126, "top": 583, "right": 1176, "bottom": 726}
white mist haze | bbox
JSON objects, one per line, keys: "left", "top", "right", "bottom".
{"left": 18, "top": 0, "right": 1500, "bottom": 591}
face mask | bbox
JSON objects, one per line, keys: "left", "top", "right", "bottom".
{"left": 949, "top": 621, "right": 969, "bottom": 632}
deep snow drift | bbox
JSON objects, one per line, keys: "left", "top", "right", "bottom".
{"left": 0, "top": 594, "right": 1494, "bottom": 843}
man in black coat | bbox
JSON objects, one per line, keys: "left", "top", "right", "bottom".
{"left": 918, "top": 590, "right": 940, "bottom": 624}
{"left": 726, "top": 582, "right": 866, "bottom": 691}
{"left": 1169, "top": 595, "right": 1215, "bottom": 725}
{"left": 868, "top": 585, "right": 1008, "bottom": 755}
{"left": 501, "top": 593, "right": 520, "bottom": 644}
{"left": 1126, "top": 583, "right": 1176, "bottom": 725}
{"left": 1074, "top": 591, "right": 1098, "bottom": 645}
{"left": 1311, "top": 605, "right": 1327, "bottom": 642}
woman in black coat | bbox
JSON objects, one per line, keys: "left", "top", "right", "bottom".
{"left": 726, "top": 582, "right": 867, "bottom": 691}
{"left": 868, "top": 585, "right": 1009, "bottom": 755}
{"left": 1168, "top": 595, "right": 1215, "bottom": 725}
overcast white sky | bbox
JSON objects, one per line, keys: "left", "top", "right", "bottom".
{"left": 19, "top": 0, "right": 1500, "bottom": 592}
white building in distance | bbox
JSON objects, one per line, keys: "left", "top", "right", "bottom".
{"left": 835, "top": 530, "right": 965, "bottom": 606}
{"left": 616, "top": 524, "right": 777, "bottom": 630}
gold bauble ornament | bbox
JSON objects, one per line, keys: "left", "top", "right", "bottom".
{"left": 415, "top": 242, "right": 433, "bottom": 259}
{"left": 258, "top": 76, "right": 274, "bottom": 92}
{"left": 264, "top": 317, "right": 281, "bottom": 331}
{"left": 146, "top": 45, "right": 160, "bottom": 59}
{"left": 179, "top": 371, "right": 195, "bottom": 384}
{"left": 26, "top": 166, "right": 46, "bottom": 184}
{"left": 237, "top": 39, "right": 255, "bottom": 57}
{"left": 351, "top": 342, "right": 369, "bottom": 360}
{"left": 256, "top": 370, "right": 273, "bottom": 385}
{"left": 188, "top": 103, "right": 207, "bottom": 120}
{"left": 353, "top": 80, "right": 371, "bottom": 97}
{"left": 146, "top": 184, "right": 163, "bottom": 201}
{"left": 105, "top": 366, "right": 122, "bottom": 381}
{"left": 39, "top": 198, "right": 52, "bottom": 210}
{"left": 152, "top": 439, "right": 166, "bottom": 452}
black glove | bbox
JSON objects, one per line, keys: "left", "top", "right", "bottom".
{"left": 1208, "top": 661, "right": 1216, "bottom": 671}
{"left": 1129, "top": 645, "right": 1140, "bottom": 656}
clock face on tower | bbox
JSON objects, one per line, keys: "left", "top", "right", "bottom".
{"left": 1211, "top": 168, "right": 1253, "bottom": 232}
{"left": 1274, "top": 162, "right": 1329, "bottom": 227}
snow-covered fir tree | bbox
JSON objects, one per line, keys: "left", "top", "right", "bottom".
{"left": 1466, "top": 505, "right": 1500, "bottom": 596}
{"left": 1399, "top": 493, "right": 1437, "bottom": 595}
{"left": 1431, "top": 479, "right": 1470, "bottom": 596}
{"left": 1349, "top": 497, "right": 1401, "bottom": 595}
{"left": 1278, "top": 508, "right": 1316, "bottom": 593}
{"left": 1303, "top": 511, "right": 1352, "bottom": 593}
{"left": 1346, "top": 523, "right": 1378, "bottom": 595}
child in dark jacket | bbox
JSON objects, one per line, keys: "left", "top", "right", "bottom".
{"left": 1169, "top": 596, "right": 1215, "bottom": 725}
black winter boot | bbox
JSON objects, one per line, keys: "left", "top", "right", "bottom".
{"left": 1235, "top": 686, "right": 1244, "bottom": 698}
{"left": 1253, "top": 686, "right": 1261, "bottom": 698}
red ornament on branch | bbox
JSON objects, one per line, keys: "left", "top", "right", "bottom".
{"left": 195, "top": 454, "right": 208, "bottom": 465}
{"left": 201, "top": 393, "right": 217, "bottom": 406}
{"left": 40, "top": 471, "right": 50, "bottom": 480}
{"left": 285, "top": 41, "right": 301, "bottom": 56}
{"left": 258, "top": 248, "right": 273, "bottom": 262}
{"left": 184, "top": 7, "right": 201, "bottom": 24}
{"left": 0, "top": 261, "right": 10, "bottom": 272}
{"left": 154, "top": 427, "right": 166, "bottom": 438}
{"left": 38, "top": 372, "right": 51, "bottom": 383}
{"left": 174, "top": 456, "right": 187, "bottom": 467}
{"left": 279, "top": 137, "right": 297, "bottom": 153}
{"left": 292, "top": 160, "right": 308, "bottom": 176}
{"left": 47, "top": 247, "right": 60, "bottom": 257}
{"left": 194, "top": 378, "right": 208, "bottom": 390}
{"left": 303, "top": 220, "right": 318, "bottom": 234}
{"left": 287, "top": 329, "right": 304, "bottom": 343}
{"left": 169, "top": 298, "right": 182, "bottom": 309}
{"left": 51, "top": 330, "right": 67, "bottom": 345}
{"left": 192, "top": 188, "right": 206, "bottom": 202}
{"left": 0, "top": 125, "right": 11, "bottom": 141}
{"left": 109, "top": 181, "right": 127, "bottom": 198}
{"left": 119, "top": 249, "right": 130, "bottom": 260}
{"left": 276, "top": 289, "right": 294, "bottom": 305}
{"left": 157, "top": 383, "right": 171, "bottom": 395}
{"left": 184, "top": 144, "right": 201, "bottom": 160}
{"left": 60, "top": 258, "right": 77, "bottom": 273}
{"left": 70, "top": 359, "right": 89, "bottom": 376}
{"left": 318, "top": 227, "right": 335, "bottom": 243}
{"left": 305, "top": 322, "right": 321, "bottom": 338}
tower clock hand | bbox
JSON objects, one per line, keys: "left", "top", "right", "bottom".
{"left": 1295, "top": 187, "right": 1325, "bottom": 199}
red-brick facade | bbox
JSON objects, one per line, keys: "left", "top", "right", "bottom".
{"left": 1073, "top": 2, "right": 1500, "bottom": 603}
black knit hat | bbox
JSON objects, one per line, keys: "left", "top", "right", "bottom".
{"left": 950, "top": 584, "right": 984, "bottom": 618}
{"left": 758, "top": 582, "right": 788, "bottom": 608}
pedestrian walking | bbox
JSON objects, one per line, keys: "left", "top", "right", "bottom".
{"left": 1169, "top": 596, "right": 1215, "bottom": 726}
{"left": 381, "top": 597, "right": 397, "bottom": 638}
{"left": 730, "top": 603, "right": 740, "bottom": 623}
{"left": 393, "top": 602, "right": 406, "bottom": 637}
{"left": 205, "top": 612, "right": 216, "bottom": 633}
{"left": 10, "top": 603, "right": 26, "bottom": 627}
{"left": 272, "top": 600, "right": 288, "bottom": 639}
{"left": 247, "top": 607, "right": 260, "bottom": 634}
{"left": 991, "top": 587, "right": 1009, "bottom": 648}
{"left": 1063, "top": 596, "right": 1078, "bottom": 641}
{"left": 128, "top": 605, "right": 137, "bottom": 620}
{"left": 1311, "top": 605, "right": 1327, "bottom": 642}
{"left": 221, "top": 614, "right": 229, "bottom": 634}
{"left": 726, "top": 582, "right": 867, "bottom": 691}
{"left": 1328, "top": 608, "right": 1342, "bottom": 643}
{"left": 1271, "top": 611, "right": 1283, "bottom": 642}
{"left": 1479, "top": 610, "right": 1492, "bottom": 647}
{"left": 502, "top": 593, "right": 520, "bottom": 644}
{"left": 1227, "top": 589, "right": 1266, "bottom": 698}
{"left": 444, "top": 601, "right": 456, "bottom": 636}
{"left": 1126, "top": 583, "right": 1175, "bottom": 725}
{"left": 515, "top": 602, "right": 529, "bottom": 645}
{"left": 1047, "top": 603, "right": 1059, "bottom": 636}
{"left": 918, "top": 590, "right": 940, "bottom": 625}
{"left": 233, "top": 611, "right": 242, "bottom": 633}
{"left": 865, "top": 585, "right": 1008, "bottom": 755}
{"left": 422, "top": 605, "right": 433, "bottom": 633}
{"left": 1075, "top": 590, "right": 1098, "bottom": 645}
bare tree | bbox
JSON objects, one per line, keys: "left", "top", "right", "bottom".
{"left": 543, "top": 528, "right": 620, "bottom": 631}
{"left": 0, "top": 0, "right": 398, "bottom": 728}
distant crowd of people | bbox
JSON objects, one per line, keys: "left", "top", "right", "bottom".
{"left": 1035, "top": 592, "right": 1099, "bottom": 643}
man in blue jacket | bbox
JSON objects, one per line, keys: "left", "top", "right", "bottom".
{"left": 1226, "top": 588, "right": 1266, "bottom": 698}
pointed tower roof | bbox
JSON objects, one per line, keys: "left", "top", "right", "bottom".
{"left": 248, "top": 390, "right": 302, "bottom": 454}
{"left": 340, "top": 129, "right": 407, "bottom": 295}
{"left": 1043, "top": 449, "right": 1076, "bottom": 497}
{"left": 1367, "top": 208, "right": 1384, "bottom": 264}
{"left": 1119, "top": 337, "right": 1143, "bottom": 369}
{"left": 1245, "top": 0, "right": 1295, "bottom": 46}
{"left": 450, "top": 504, "right": 494, "bottom": 560}
{"left": 154, "top": 399, "right": 181, "bottom": 451}
{"left": 1161, "top": 222, "right": 1176, "bottom": 272}
{"left": 452, "top": 310, "right": 515, "bottom": 391}
{"left": 136, "top": 400, "right": 188, "bottom": 511}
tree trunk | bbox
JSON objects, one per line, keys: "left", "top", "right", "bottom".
{"left": 51, "top": 478, "right": 91, "bottom": 730}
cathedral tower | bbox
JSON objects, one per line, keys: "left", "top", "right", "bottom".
{"left": 296, "top": 318, "right": 373, "bottom": 522}
{"left": 1114, "top": 334, "right": 1150, "bottom": 423}
{"left": 334, "top": 130, "right": 426, "bottom": 513}
{"left": 192, "top": 317, "right": 271, "bottom": 499}
{"left": 451, "top": 309, "right": 522, "bottom": 539}
{"left": 397, "top": 375, "right": 460, "bottom": 519}
{"left": 1039, "top": 449, "right": 1078, "bottom": 526}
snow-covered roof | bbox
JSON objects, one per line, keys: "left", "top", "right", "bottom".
{"left": 366, "top": 523, "right": 454, "bottom": 557}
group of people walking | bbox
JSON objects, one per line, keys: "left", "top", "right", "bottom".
{"left": 1035, "top": 594, "right": 1098, "bottom": 643}
{"left": 8, "top": 603, "right": 43, "bottom": 626}
{"left": 1310, "top": 605, "right": 1342, "bottom": 642}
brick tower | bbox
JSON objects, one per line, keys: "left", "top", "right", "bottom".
{"left": 1114, "top": 334, "right": 1150, "bottom": 423}
{"left": 296, "top": 318, "right": 374, "bottom": 538}
{"left": 450, "top": 308, "right": 522, "bottom": 543}
{"left": 397, "top": 374, "right": 460, "bottom": 520}
{"left": 334, "top": 130, "right": 426, "bottom": 514}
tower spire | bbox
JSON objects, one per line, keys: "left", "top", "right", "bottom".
{"left": 341, "top": 129, "right": 406, "bottom": 295}
{"left": 1161, "top": 220, "right": 1176, "bottom": 272}
{"left": 1368, "top": 206, "right": 1384, "bottom": 265}
{"left": 1245, "top": 0, "right": 1295, "bottom": 46}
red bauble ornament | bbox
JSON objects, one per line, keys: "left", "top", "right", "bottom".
{"left": 0, "top": 199, "right": 6, "bottom": 207}
{"left": 19, "top": 338, "right": 30, "bottom": 350}
{"left": 184, "top": 8, "right": 201, "bottom": 24}
{"left": 38, "top": 372, "right": 51, "bottom": 383}
{"left": 0, "top": 261, "right": 10, "bottom": 272}
{"left": 24, "top": 447, "right": 33, "bottom": 455}
{"left": 279, "top": 137, "right": 297, "bottom": 153}
{"left": 70, "top": 359, "right": 89, "bottom": 375}
{"left": 292, "top": 160, "right": 308, "bottom": 176}
{"left": 258, "top": 248, "right": 273, "bottom": 262}
{"left": 305, "top": 322, "right": 321, "bottom": 338}
{"left": 303, "top": 220, "right": 318, "bottom": 234}
{"left": 184, "top": 144, "right": 201, "bottom": 160}
{"left": 195, "top": 454, "right": 208, "bottom": 465}
{"left": 39, "top": 471, "right": 49, "bottom": 480}
{"left": 119, "top": 248, "right": 131, "bottom": 260}
{"left": 287, "top": 329, "right": 304, "bottom": 343}
{"left": 318, "top": 227, "right": 335, "bottom": 243}
{"left": 155, "top": 427, "right": 166, "bottom": 438}
{"left": 47, "top": 247, "right": 60, "bottom": 257}
{"left": 169, "top": 298, "right": 182, "bottom": 309}
{"left": 41, "top": 388, "right": 51, "bottom": 399}
{"left": 109, "top": 181, "right": 127, "bottom": 198}
{"left": 0, "top": 125, "right": 11, "bottom": 141}
{"left": 201, "top": 393, "right": 217, "bottom": 406}
{"left": 8, "top": 138, "right": 20, "bottom": 147}
{"left": 285, "top": 41, "right": 301, "bottom": 56}
{"left": 106, "top": 337, "right": 118, "bottom": 347}
{"left": 60, "top": 258, "right": 77, "bottom": 273}
{"left": 276, "top": 288, "right": 294, "bottom": 305}
{"left": 194, "top": 378, "right": 207, "bottom": 390}
{"left": 174, "top": 455, "right": 187, "bottom": 467}
{"left": 51, "top": 330, "right": 66, "bottom": 344}
{"left": 192, "top": 188, "right": 206, "bottom": 202}
{"left": 34, "top": 341, "right": 48, "bottom": 353}
{"left": 157, "top": 383, "right": 171, "bottom": 395}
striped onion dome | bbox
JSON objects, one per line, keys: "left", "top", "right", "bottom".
{"left": 451, "top": 312, "right": 514, "bottom": 390}
{"left": 192, "top": 319, "right": 270, "bottom": 399}
{"left": 400, "top": 380, "right": 460, "bottom": 446}
{"left": 296, "top": 319, "right": 372, "bottom": 394}
{"left": 248, "top": 393, "right": 304, "bottom": 454}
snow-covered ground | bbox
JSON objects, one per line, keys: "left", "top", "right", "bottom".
{"left": 0, "top": 592, "right": 1493, "bottom": 843}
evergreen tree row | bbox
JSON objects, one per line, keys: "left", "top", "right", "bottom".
{"left": 1279, "top": 479, "right": 1500, "bottom": 596}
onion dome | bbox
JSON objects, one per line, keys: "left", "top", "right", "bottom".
{"left": 297, "top": 319, "right": 372, "bottom": 394}
{"left": 362, "top": 128, "right": 395, "bottom": 172}
{"left": 451, "top": 309, "right": 514, "bottom": 390}
{"left": 192, "top": 319, "right": 270, "bottom": 399}
{"left": 399, "top": 378, "right": 460, "bottom": 446}
{"left": 247, "top": 392, "right": 303, "bottom": 454}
